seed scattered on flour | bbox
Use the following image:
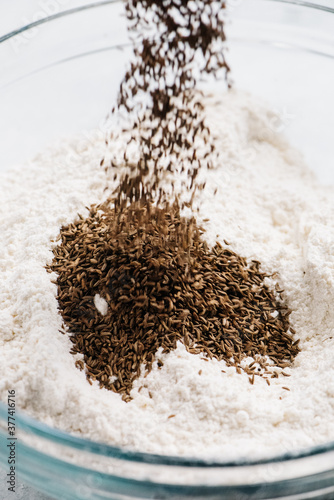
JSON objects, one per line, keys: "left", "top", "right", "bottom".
{"left": 47, "top": 200, "right": 299, "bottom": 397}
{"left": 0, "top": 91, "right": 334, "bottom": 460}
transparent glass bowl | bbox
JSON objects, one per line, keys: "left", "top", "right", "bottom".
{"left": 0, "top": 1, "right": 334, "bottom": 499}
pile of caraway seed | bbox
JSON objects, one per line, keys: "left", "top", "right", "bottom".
{"left": 48, "top": 202, "right": 299, "bottom": 399}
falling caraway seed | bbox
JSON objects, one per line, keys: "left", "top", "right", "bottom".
{"left": 106, "top": 0, "right": 230, "bottom": 210}
{"left": 47, "top": 201, "right": 300, "bottom": 400}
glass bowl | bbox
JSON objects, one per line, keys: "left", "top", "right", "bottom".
{"left": 0, "top": 1, "right": 334, "bottom": 499}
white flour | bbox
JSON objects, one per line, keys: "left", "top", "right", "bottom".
{"left": 1, "top": 90, "right": 334, "bottom": 460}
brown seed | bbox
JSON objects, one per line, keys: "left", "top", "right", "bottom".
{"left": 49, "top": 172, "right": 299, "bottom": 398}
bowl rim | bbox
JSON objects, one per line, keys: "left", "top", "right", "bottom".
{"left": 2, "top": 400, "right": 334, "bottom": 468}
{"left": 1, "top": 0, "right": 334, "bottom": 470}
{"left": 0, "top": 0, "right": 333, "bottom": 45}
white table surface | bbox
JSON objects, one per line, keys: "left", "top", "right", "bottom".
{"left": 0, "top": 1, "right": 333, "bottom": 499}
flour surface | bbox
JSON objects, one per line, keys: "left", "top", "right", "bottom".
{"left": 1, "top": 90, "right": 334, "bottom": 460}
